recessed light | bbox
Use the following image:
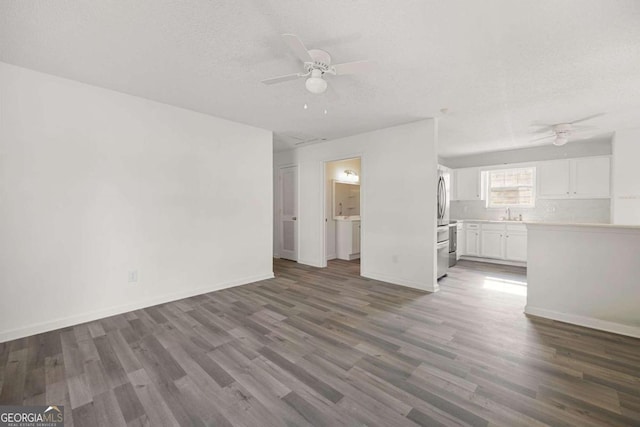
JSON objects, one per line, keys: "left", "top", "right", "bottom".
{"left": 303, "top": 103, "right": 308, "bottom": 110}
{"left": 324, "top": 109, "right": 328, "bottom": 115}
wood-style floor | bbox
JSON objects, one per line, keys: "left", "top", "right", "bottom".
{"left": 1, "top": 259, "right": 639, "bottom": 426}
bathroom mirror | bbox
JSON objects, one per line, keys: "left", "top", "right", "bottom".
{"left": 333, "top": 180, "right": 360, "bottom": 219}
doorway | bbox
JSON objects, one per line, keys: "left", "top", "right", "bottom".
{"left": 324, "top": 158, "right": 361, "bottom": 265}
{"left": 278, "top": 165, "right": 298, "bottom": 261}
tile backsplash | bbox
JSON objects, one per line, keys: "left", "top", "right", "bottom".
{"left": 450, "top": 199, "right": 611, "bottom": 223}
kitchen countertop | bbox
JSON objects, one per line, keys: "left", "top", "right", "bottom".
{"left": 525, "top": 221, "right": 640, "bottom": 230}
{"left": 453, "top": 219, "right": 528, "bottom": 224}
{"left": 454, "top": 219, "right": 638, "bottom": 230}
{"left": 335, "top": 215, "right": 361, "bottom": 221}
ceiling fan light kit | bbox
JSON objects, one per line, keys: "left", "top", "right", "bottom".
{"left": 553, "top": 136, "right": 569, "bottom": 146}
{"left": 305, "top": 69, "right": 327, "bottom": 94}
{"left": 262, "top": 34, "right": 373, "bottom": 96}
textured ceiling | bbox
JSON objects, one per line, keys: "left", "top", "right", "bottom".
{"left": 1, "top": 0, "right": 639, "bottom": 156}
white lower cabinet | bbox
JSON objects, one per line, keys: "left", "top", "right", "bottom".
{"left": 460, "top": 222, "right": 527, "bottom": 263}
{"left": 505, "top": 231, "right": 527, "bottom": 262}
{"left": 337, "top": 220, "right": 360, "bottom": 260}
{"left": 456, "top": 223, "right": 464, "bottom": 260}
{"left": 465, "top": 224, "right": 480, "bottom": 256}
{"left": 352, "top": 221, "right": 361, "bottom": 254}
{"left": 481, "top": 229, "right": 504, "bottom": 259}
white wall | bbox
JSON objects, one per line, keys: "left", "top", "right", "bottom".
{"left": 526, "top": 223, "right": 640, "bottom": 338}
{"left": 274, "top": 120, "right": 439, "bottom": 292}
{"left": 0, "top": 63, "right": 273, "bottom": 342}
{"left": 325, "top": 158, "right": 361, "bottom": 260}
{"left": 612, "top": 128, "right": 640, "bottom": 225}
{"left": 441, "top": 136, "right": 612, "bottom": 169}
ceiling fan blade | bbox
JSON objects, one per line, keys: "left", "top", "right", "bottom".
{"left": 332, "top": 60, "right": 374, "bottom": 75}
{"left": 530, "top": 121, "right": 554, "bottom": 127}
{"left": 281, "top": 34, "right": 313, "bottom": 63}
{"left": 570, "top": 113, "right": 604, "bottom": 125}
{"left": 530, "top": 134, "right": 554, "bottom": 142}
{"left": 261, "top": 73, "right": 301, "bottom": 85}
{"left": 532, "top": 127, "right": 552, "bottom": 134}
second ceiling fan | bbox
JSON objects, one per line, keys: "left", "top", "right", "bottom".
{"left": 530, "top": 113, "right": 604, "bottom": 146}
{"left": 261, "top": 34, "right": 373, "bottom": 95}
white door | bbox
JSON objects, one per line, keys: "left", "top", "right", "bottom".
{"left": 279, "top": 166, "right": 298, "bottom": 261}
{"left": 571, "top": 157, "right": 610, "bottom": 198}
{"left": 481, "top": 230, "right": 504, "bottom": 259}
{"left": 505, "top": 232, "right": 527, "bottom": 262}
{"left": 538, "top": 160, "right": 571, "bottom": 199}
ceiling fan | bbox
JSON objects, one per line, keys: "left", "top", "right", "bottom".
{"left": 530, "top": 113, "right": 604, "bottom": 146}
{"left": 261, "top": 34, "right": 373, "bottom": 95}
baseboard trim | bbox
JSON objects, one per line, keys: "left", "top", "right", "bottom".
{"left": 0, "top": 272, "right": 275, "bottom": 343}
{"left": 326, "top": 255, "right": 337, "bottom": 261}
{"left": 297, "top": 259, "right": 324, "bottom": 268}
{"left": 460, "top": 256, "right": 526, "bottom": 267}
{"left": 362, "top": 270, "right": 438, "bottom": 293}
{"left": 524, "top": 305, "right": 640, "bottom": 339}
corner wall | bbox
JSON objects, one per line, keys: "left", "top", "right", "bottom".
{"left": 274, "top": 120, "right": 439, "bottom": 292}
{"left": 0, "top": 63, "right": 274, "bottom": 342}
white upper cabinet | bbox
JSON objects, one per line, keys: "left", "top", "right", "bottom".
{"left": 450, "top": 170, "right": 457, "bottom": 201}
{"left": 571, "top": 156, "right": 610, "bottom": 198}
{"left": 538, "top": 156, "right": 610, "bottom": 200}
{"left": 456, "top": 168, "right": 481, "bottom": 201}
{"left": 538, "top": 160, "right": 571, "bottom": 198}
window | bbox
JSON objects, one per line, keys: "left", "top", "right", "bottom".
{"left": 486, "top": 167, "right": 535, "bottom": 208}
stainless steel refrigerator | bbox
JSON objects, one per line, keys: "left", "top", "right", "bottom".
{"left": 437, "top": 167, "right": 450, "bottom": 279}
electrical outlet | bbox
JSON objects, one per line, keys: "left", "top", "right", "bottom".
{"left": 128, "top": 270, "right": 138, "bottom": 283}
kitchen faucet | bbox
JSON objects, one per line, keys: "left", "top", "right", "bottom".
{"left": 506, "top": 207, "right": 511, "bottom": 221}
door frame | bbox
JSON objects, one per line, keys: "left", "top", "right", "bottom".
{"left": 321, "top": 154, "right": 364, "bottom": 269}
{"left": 278, "top": 165, "right": 299, "bottom": 261}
